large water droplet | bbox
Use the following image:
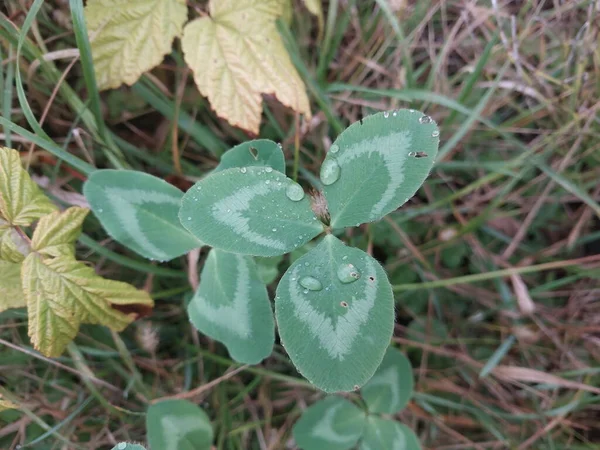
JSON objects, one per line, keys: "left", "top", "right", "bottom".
{"left": 320, "top": 159, "right": 341, "bottom": 185}
{"left": 286, "top": 182, "right": 305, "bottom": 201}
{"left": 419, "top": 115, "right": 432, "bottom": 124}
{"left": 299, "top": 276, "right": 323, "bottom": 291}
{"left": 383, "top": 111, "right": 390, "bottom": 118}
{"left": 329, "top": 144, "right": 339, "bottom": 154}
{"left": 337, "top": 263, "right": 361, "bottom": 283}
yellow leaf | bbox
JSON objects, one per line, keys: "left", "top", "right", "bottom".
{"left": 0, "top": 147, "right": 57, "bottom": 226}
{"left": 85, "top": 0, "right": 188, "bottom": 90}
{"left": 182, "top": 0, "right": 312, "bottom": 134}
{"left": 301, "top": 0, "right": 324, "bottom": 36}
{"left": 0, "top": 260, "right": 26, "bottom": 312}
{"left": 0, "top": 219, "right": 29, "bottom": 263}
{"left": 31, "top": 207, "right": 89, "bottom": 259}
{"left": 22, "top": 254, "right": 154, "bottom": 357}
{"left": 0, "top": 394, "right": 17, "bottom": 412}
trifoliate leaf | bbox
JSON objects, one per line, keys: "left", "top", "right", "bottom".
{"left": 0, "top": 147, "right": 56, "bottom": 226}
{"left": 361, "top": 346, "right": 414, "bottom": 414}
{"left": 188, "top": 249, "right": 274, "bottom": 364}
{"left": 0, "top": 394, "right": 17, "bottom": 412}
{"left": 85, "top": 0, "right": 188, "bottom": 90}
{"left": 147, "top": 400, "right": 213, "bottom": 450}
{"left": 84, "top": 170, "right": 202, "bottom": 261}
{"left": 254, "top": 255, "right": 283, "bottom": 284}
{"left": 0, "top": 219, "right": 29, "bottom": 263}
{"left": 22, "top": 254, "right": 154, "bottom": 357}
{"left": 31, "top": 207, "right": 88, "bottom": 259}
{"left": 275, "top": 235, "right": 394, "bottom": 393}
{"left": 181, "top": 0, "right": 311, "bottom": 134}
{"left": 293, "top": 396, "right": 367, "bottom": 450}
{"left": 321, "top": 110, "right": 439, "bottom": 229}
{"left": 359, "top": 417, "right": 421, "bottom": 450}
{"left": 215, "top": 140, "right": 286, "bottom": 174}
{"left": 111, "top": 444, "right": 146, "bottom": 450}
{"left": 180, "top": 167, "right": 323, "bottom": 257}
{"left": 0, "top": 260, "right": 26, "bottom": 312}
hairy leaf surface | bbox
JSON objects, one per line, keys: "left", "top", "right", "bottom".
{"left": 0, "top": 219, "right": 29, "bottom": 263}
{"left": 31, "top": 207, "right": 88, "bottom": 259}
{"left": 359, "top": 417, "right": 421, "bottom": 450}
{"left": 0, "top": 260, "right": 25, "bottom": 312}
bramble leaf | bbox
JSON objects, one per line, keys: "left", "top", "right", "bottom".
{"left": 84, "top": 170, "right": 202, "bottom": 261}
{"left": 359, "top": 417, "right": 421, "bottom": 450}
{"left": 321, "top": 110, "right": 439, "bottom": 229}
{"left": 0, "top": 219, "right": 29, "bottom": 263}
{"left": 0, "top": 147, "right": 56, "bottom": 226}
{"left": 275, "top": 235, "right": 394, "bottom": 392}
{"left": 85, "top": 0, "right": 188, "bottom": 90}
{"left": 180, "top": 167, "right": 322, "bottom": 257}
{"left": 0, "top": 260, "right": 25, "bottom": 312}
{"left": 293, "top": 396, "right": 366, "bottom": 450}
{"left": 188, "top": 249, "right": 274, "bottom": 364}
{"left": 215, "top": 139, "right": 286, "bottom": 174}
{"left": 22, "top": 254, "right": 153, "bottom": 357}
{"left": 31, "top": 207, "right": 88, "bottom": 259}
{"left": 0, "top": 394, "right": 17, "bottom": 412}
{"left": 147, "top": 399, "right": 213, "bottom": 450}
{"left": 361, "top": 346, "right": 414, "bottom": 414}
{"left": 181, "top": 0, "right": 311, "bottom": 134}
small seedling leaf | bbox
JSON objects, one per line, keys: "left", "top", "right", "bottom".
{"left": 215, "top": 139, "right": 286, "bottom": 174}
{"left": 0, "top": 260, "right": 25, "bottom": 312}
{"left": 31, "top": 207, "right": 88, "bottom": 259}
{"left": 322, "top": 110, "right": 439, "bottom": 229}
{"left": 0, "top": 147, "right": 56, "bottom": 226}
{"left": 180, "top": 167, "right": 322, "bottom": 257}
{"left": 84, "top": 170, "right": 202, "bottom": 261}
{"left": 147, "top": 399, "right": 213, "bottom": 450}
{"left": 293, "top": 396, "right": 366, "bottom": 450}
{"left": 22, "top": 254, "right": 154, "bottom": 357}
{"left": 188, "top": 249, "right": 274, "bottom": 364}
{"left": 181, "top": 0, "right": 311, "bottom": 134}
{"left": 275, "top": 234, "right": 394, "bottom": 392}
{"left": 110, "top": 444, "right": 147, "bottom": 450}
{"left": 361, "top": 346, "right": 414, "bottom": 414}
{"left": 359, "top": 417, "right": 421, "bottom": 450}
{"left": 85, "top": 0, "right": 188, "bottom": 90}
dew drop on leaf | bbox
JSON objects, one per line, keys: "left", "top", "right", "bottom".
{"left": 337, "top": 263, "right": 361, "bottom": 283}
{"left": 285, "top": 182, "right": 305, "bottom": 201}
{"left": 240, "top": 167, "right": 247, "bottom": 173}
{"left": 320, "top": 159, "right": 341, "bottom": 185}
{"left": 118, "top": 444, "right": 126, "bottom": 450}
{"left": 432, "top": 130, "right": 440, "bottom": 137}
{"left": 329, "top": 144, "right": 339, "bottom": 154}
{"left": 299, "top": 276, "right": 323, "bottom": 291}
{"left": 265, "top": 166, "right": 273, "bottom": 173}
{"left": 419, "top": 115, "right": 432, "bottom": 124}
{"left": 383, "top": 111, "right": 389, "bottom": 118}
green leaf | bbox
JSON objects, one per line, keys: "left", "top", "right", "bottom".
{"left": 361, "top": 346, "right": 414, "bottom": 414}
{"left": 0, "top": 219, "right": 29, "bottom": 263}
{"left": 188, "top": 249, "right": 274, "bottom": 364}
{"left": 111, "top": 444, "right": 146, "bottom": 450}
{"left": 254, "top": 255, "right": 283, "bottom": 284}
{"left": 359, "top": 417, "right": 421, "bottom": 450}
{"left": 293, "top": 396, "right": 366, "bottom": 450}
{"left": 180, "top": 167, "right": 323, "bottom": 257}
{"left": 22, "top": 254, "right": 154, "bottom": 357}
{"left": 147, "top": 399, "right": 213, "bottom": 450}
{"left": 85, "top": 0, "right": 188, "bottom": 90}
{"left": 215, "top": 139, "right": 286, "bottom": 174}
{"left": 275, "top": 234, "right": 394, "bottom": 392}
{"left": 0, "top": 147, "right": 56, "bottom": 226}
{"left": 321, "top": 110, "right": 439, "bottom": 229}
{"left": 0, "top": 260, "right": 25, "bottom": 312}
{"left": 84, "top": 170, "right": 202, "bottom": 261}
{"left": 31, "top": 207, "right": 88, "bottom": 258}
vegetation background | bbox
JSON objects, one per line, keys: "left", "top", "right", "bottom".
{"left": 1, "top": 0, "right": 600, "bottom": 449}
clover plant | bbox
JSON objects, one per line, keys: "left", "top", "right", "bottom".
{"left": 84, "top": 109, "right": 440, "bottom": 393}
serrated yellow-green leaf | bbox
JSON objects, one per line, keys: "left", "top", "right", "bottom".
{"left": 181, "top": 0, "right": 312, "bottom": 134}
{"left": 0, "top": 147, "right": 57, "bottom": 226}
{"left": 0, "top": 219, "right": 29, "bottom": 263}
{"left": 85, "top": 0, "right": 188, "bottom": 90}
{"left": 0, "top": 394, "right": 17, "bottom": 412}
{"left": 0, "top": 260, "right": 26, "bottom": 312}
{"left": 31, "top": 207, "right": 89, "bottom": 259}
{"left": 22, "top": 254, "right": 154, "bottom": 357}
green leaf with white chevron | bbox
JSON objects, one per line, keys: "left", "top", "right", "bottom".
{"left": 180, "top": 167, "right": 323, "bottom": 257}
{"left": 321, "top": 110, "right": 439, "bottom": 229}
{"left": 361, "top": 346, "right": 414, "bottom": 414}
{"left": 293, "top": 396, "right": 366, "bottom": 450}
{"left": 275, "top": 234, "right": 394, "bottom": 392}
{"left": 214, "top": 139, "right": 286, "bottom": 174}
{"left": 359, "top": 417, "right": 421, "bottom": 450}
{"left": 188, "top": 249, "right": 274, "bottom": 364}
{"left": 83, "top": 170, "right": 202, "bottom": 261}
{"left": 111, "top": 444, "right": 147, "bottom": 450}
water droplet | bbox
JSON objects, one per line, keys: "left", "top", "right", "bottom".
{"left": 409, "top": 109, "right": 416, "bottom": 113}
{"left": 419, "top": 115, "right": 432, "bottom": 124}
{"left": 227, "top": 209, "right": 231, "bottom": 212}
{"left": 304, "top": 262, "right": 310, "bottom": 267}
{"left": 117, "top": 444, "right": 127, "bottom": 450}
{"left": 383, "top": 111, "right": 390, "bottom": 118}
{"left": 98, "top": 208, "right": 103, "bottom": 213}
{"left": 299, "top": 276, "right": 323, "bottom": 291}
{"left": 337, "top": 263, "right": 361, "bottom": 283}
{"left": 265, "top": 180, "right": 270, "bottom": 185}
{"left": 320, "top": 159, "right": 341, "bottom": 185}
{"left": 277, "top": 143, "right": 283, "bottom": 148}
{"left": 285, "top": 182, "right": 305, "bottom": 201}
{"left": 240, "top": 167, "right": 247, "bottom": 173}
{"left": 432, "top": 130, "right": 440, "bottom": 137}
{"left": 329, "top": 144, "right": 339, "bottom": 154}
{"left": 265, "top": 166, "right": 273, "bottom": 173}
{"left": 408, "top": 152, "right": 416, "bottom": 157}
{"left": 272, "top": 228, "right": 277, "bottom": 232}
{"left": 277, "top": 182, "right": 282, "bottom": 186}
{"left": 392, "top": 110, "right": 398, "bottom": 116}
{"left": 303, "top": 289, "right": 309, "bottom": 294}
{"left": 187, "top": 217, "right": 192, "bottom": 221}
{"left": 342, "top": 256, "right": 348, "bottom": 261}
